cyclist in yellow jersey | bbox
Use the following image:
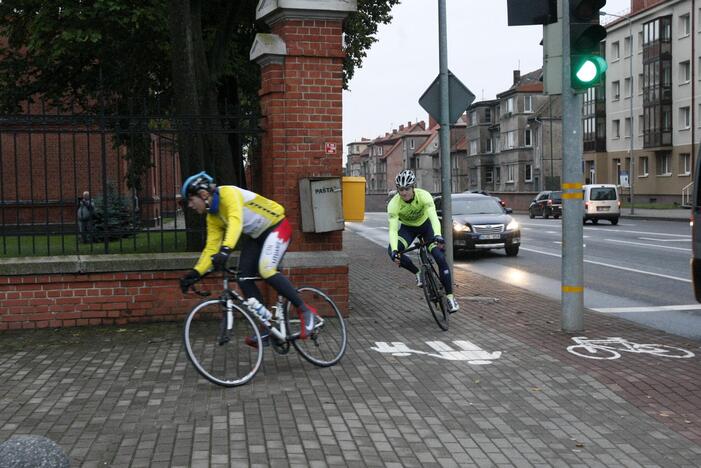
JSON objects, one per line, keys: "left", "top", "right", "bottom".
{"left": 178, "top": 171, "right": 318, "bottom": 346}
{"left": 388, "top": 170, "right": 459, "bottom": 312}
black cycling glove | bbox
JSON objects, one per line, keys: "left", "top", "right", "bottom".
{"left": 211, "top": 246, "right": 232, "bottom": 271}
{"left": 180, "top": 269, "right": 201, "bottom": 293}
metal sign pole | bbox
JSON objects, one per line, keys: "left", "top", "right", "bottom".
{"left": 438, "top": 0, "right": 453, "bottom": 270}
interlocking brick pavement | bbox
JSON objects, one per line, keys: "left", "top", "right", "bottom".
{"left": 0, "top": 229, "right": 699, "bottom": 467}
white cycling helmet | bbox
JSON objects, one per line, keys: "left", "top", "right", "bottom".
{"left": 395, "top": 169, "right": 416, "bottom": 188}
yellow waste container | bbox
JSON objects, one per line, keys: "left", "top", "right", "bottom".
{"left": 342, "top": 176, "right": 366, "bottom": 221}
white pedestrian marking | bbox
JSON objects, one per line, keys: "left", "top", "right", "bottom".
{"left": 371, "top": 340, "right": 502, "bottom": 365}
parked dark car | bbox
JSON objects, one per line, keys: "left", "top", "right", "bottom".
{"left": 528, "top": 190, "right": 563, "bottom": 219}
{"left": 434, "top": 193, "right": 520, "bottom": 256}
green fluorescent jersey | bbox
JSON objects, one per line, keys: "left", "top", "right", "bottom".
{"left": 387, "top": 188, "right": 442, "bottom": 251}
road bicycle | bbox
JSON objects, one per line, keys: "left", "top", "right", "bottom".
{"left": 182, "top": 267, "right": 347, "bottom": 387}
{"left": 567, "top": 336, "right": 695, "bottom": 360}
{"left": 401, "top": 237, "right": 449, "bottom": 331}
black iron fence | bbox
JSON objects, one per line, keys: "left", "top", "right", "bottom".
{"left": 0, "top": 102, "right": 260, "bottom": 257}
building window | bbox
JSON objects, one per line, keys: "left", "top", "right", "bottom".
{"left": 506, "top": 97, "right": 514, "bottom": 114}
{"left": 469, "top": 139, "right": 478, "bottom": 155}
{"left": 524, "top": 95, "right": 532, "bottom": 113}
{"left": 612, "top": 80, "right": 620, "bottom": 100}
{"left": 525, "top": 129, "right": 532, "bottom": 147}
{"left": 495, "top": 167, "right": 501, "bottom": 183}
{"left": 680, "top": 106, "right": 691, "bottom": 129}
{"left": 525, "top": 164, "right": 533, "bottom": 182}
{"left": 625, "top": 77, "right": 632, "bottom": 97}
{"left": 680, "top": 61, "right": 691, "bottom": 83}
{"left": 470, "top": 111, "right": 478, "bottom": 126}
{"left": 680, "top": 14, "right": 691, "bottom": 37}
{"left": 625, "top": 118, "right": 631, "bottom": 138}
{"left": 611, "top": 41, "right": 620, "bottom": 60}
{"left": 506, "top": 165, "right": 515, "bottom": 183}
{"left": 502, "top": 130, "right": 516, "bottom": 150}
{"left": 656, "top": 153, "right": 671, "bottom": 175}
{"left": 613, "top": 119, "right": 621, "bottom": 138}
{"left": 485, "top": 168, "right": 494, "bottom": 183}
{"left": 486, "top": 138, "right": 492, "bottom": 153}
{"left": 680, "top": 153, "right": 691, "bottom": 175}
{"left": 624, "top": 35, "right": 632, "bottom": 57}
{"left": 640, "top": 156, "right": 649, "bottom": 176}
{"left": 409, "top": 138, "right": 415, "bottom": 149}
{"left": 485, "top": 108, "right": 491, "bottom": 123}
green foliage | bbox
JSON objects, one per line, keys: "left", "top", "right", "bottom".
{"left": 92, "top": 182, "right": 137, "bottom": 241}
{"left": 0, "top": 0, "right": 171, "bottom": 113}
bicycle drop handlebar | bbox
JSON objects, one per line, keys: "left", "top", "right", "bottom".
{"left": 185, "top": 267, "right": 238, "bottom": 297}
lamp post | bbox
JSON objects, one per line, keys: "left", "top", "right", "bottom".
{"left": 602, "top": 10, "right": 635, "bottom": 214}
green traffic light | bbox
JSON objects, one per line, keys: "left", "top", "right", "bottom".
{"left": 572, "top": 55, "right": 607, "bottom": 88}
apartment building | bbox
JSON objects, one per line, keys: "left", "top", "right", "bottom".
{"left": 602, "top": 0, "right": 697, "bottom": 203}
{"left": 349, "top": 121, "right": 431, "bottom": 194}
{"left": 465, "top": 69, "right": 556, "bottom": 192}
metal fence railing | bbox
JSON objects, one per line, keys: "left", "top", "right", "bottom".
{"left": 0, "top": 102, "right": 260, "bottom": 257}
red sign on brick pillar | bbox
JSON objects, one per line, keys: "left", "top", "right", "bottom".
{"left": 250, "top": 0, "right": 357, "bottom": 312}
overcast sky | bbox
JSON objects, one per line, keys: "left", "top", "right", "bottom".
{"left": 342, "top": 0, "right": 631, "bottom": 160}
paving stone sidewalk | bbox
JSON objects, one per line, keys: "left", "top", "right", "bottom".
{"left": 0, "top": 230, "right": 700, "bottom": 467}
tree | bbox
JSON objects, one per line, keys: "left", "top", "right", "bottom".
{"left": 0, "top": 0, "right": 400, "bottom": 247}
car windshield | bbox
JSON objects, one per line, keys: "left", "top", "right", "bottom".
{"left": 452, "top": 198, "right": 503, "bottom": 215}
{"left": 551, "top": 191, "right": 562, "bottom": 202}
{"left": 590, "top": 188, "right": 616, "bottom": 201}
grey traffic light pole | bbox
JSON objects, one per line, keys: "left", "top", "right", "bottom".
{"left": 561, "top": 0, "right": 584, "bottom": 332}
{"left": 438, "top": 0, "right": 453, "bottom": 270}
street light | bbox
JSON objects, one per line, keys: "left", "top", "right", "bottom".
{"left": 601, "top": 10, "right": 635, "bottom": 214}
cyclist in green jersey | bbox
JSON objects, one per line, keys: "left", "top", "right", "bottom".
{"left": 387, "top": 170, "right": 459, "bottom": 312}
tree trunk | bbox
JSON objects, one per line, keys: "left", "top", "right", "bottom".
{"left": 168, "top": 0, "right": 236, "bottom": 250}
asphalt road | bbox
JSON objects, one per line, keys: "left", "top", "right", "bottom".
{"left": 347, "top": 212, "right": 701, "bottom": 340}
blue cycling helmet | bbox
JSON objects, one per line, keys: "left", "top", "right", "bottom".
{"left": 180, "top": 171, "right": 214, "bottom": 200}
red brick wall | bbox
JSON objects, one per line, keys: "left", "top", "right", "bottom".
{"left": 0, "top": 266, "right": 349, "bottom": 330}
{"left": 257, "top": 18, "right": 346, "bottom": 252}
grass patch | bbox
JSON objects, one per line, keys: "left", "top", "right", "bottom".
{"left": 0, "top": 229, "right": 195, "bottom": 257}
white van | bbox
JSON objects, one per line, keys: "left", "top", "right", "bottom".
{"left": 583, "top": 184, "right": 620, "bottom": 225}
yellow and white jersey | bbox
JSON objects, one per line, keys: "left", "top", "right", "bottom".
{"left": 193, "top": 185, "right": 286, "bottom": 275}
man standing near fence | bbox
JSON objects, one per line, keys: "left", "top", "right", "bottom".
{"left": 77, "top": 191, "right": 95, "bottom": 243}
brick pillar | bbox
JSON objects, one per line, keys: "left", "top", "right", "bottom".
{"left": 250, "top": 0, "right": 357, "bottom": 311}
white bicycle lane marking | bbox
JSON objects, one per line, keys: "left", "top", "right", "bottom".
{"left": 371, "top": 340, "right": 502, "bottom": 365}
{"left": 566, "top": 336, "right": 696, "bottom": 360}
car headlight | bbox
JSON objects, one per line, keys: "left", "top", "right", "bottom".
{"left": 453, "top": 221, "right": 471, "bottom": 232}
{"left": 506, "top": 220, "right": 519, "bottom": 231}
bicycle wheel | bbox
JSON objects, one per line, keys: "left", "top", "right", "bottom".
{"left": 286, "top": 287, "right": 347, "bottom": 367}
{"left": 422, "top": 261, "right": 449, "bottom": 331}
{"left": 566, "top": 344, "right": 620, "bottom": 360}
{"left": 184, "top": 299, "right": 263, "bottom": 387}
{"left": 636, "top": 344, "right": 695, "bottom": 358}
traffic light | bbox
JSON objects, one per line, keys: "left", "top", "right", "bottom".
{"left": 570, "top": 0, "right": 608, "bottom": 90}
